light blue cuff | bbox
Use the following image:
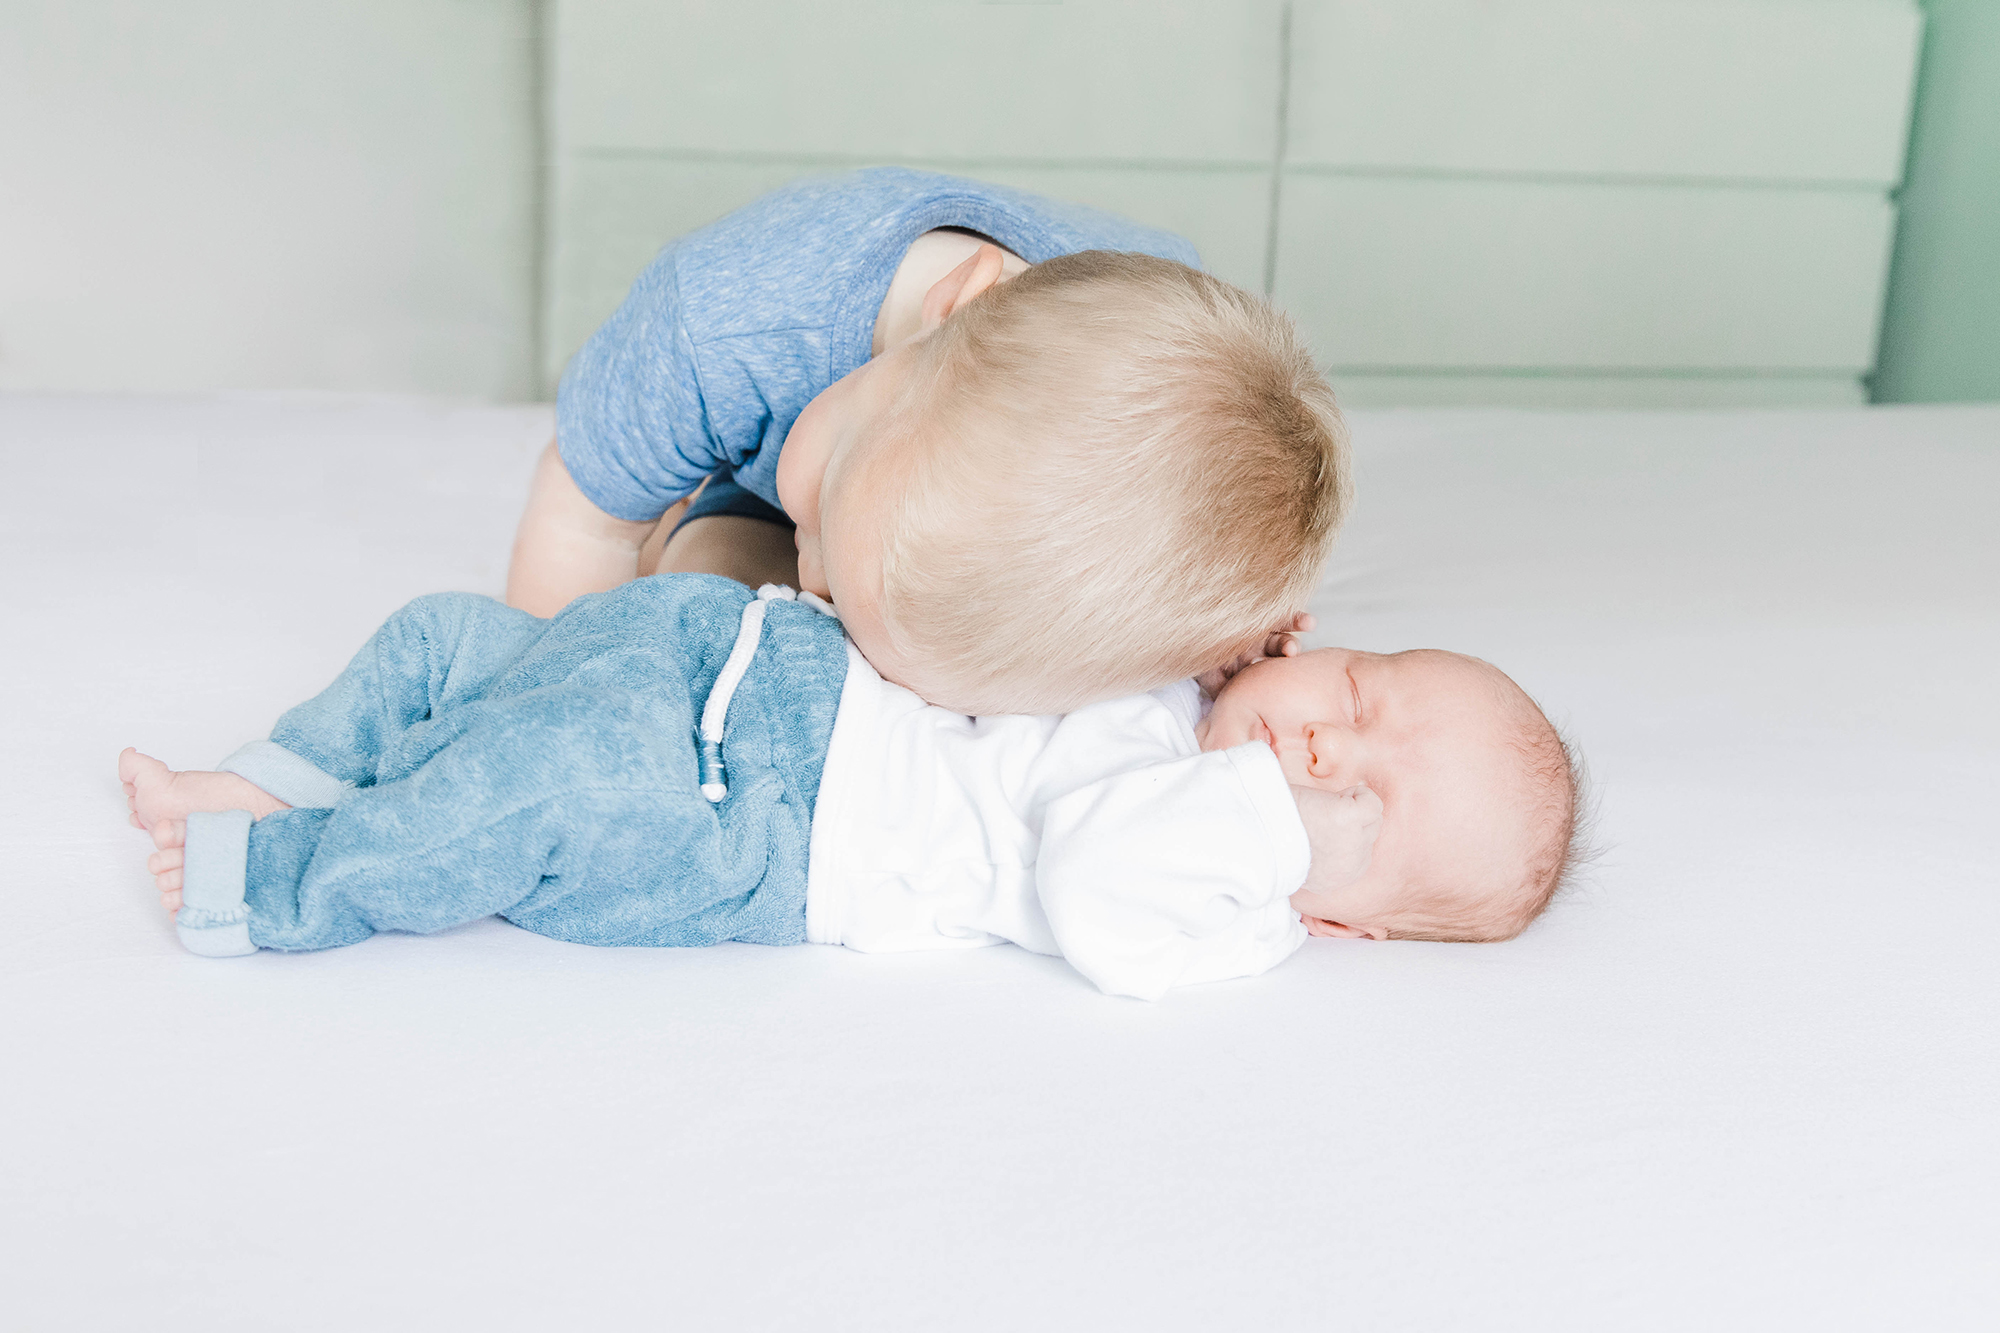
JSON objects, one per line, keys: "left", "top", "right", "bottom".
{"left": 217, "top": 740, "right": 351, "bottom": 809}
{"left": 177, "top": 810, "right": 258, "bottom": 958}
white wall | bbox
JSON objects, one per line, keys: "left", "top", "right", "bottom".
{"left": 0, "top": 1, "right": 540, "bottom": 399}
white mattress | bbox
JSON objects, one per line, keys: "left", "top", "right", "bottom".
{"left": 3, "top": 394, "right": 1994, "bottom": 1329}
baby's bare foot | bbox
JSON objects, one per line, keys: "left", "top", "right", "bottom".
{"left": 119, "top": 747, "right": 289, "bottom": 830}
{"left": 148, "top": 819, "right": 187, "bottom": 914}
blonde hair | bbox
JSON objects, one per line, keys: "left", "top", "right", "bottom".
{"left": 870, "top": 250, "right": 1350, "bottom": 715}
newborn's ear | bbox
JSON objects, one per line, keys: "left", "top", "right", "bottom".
{"left": 1302, "top": 915, "right": 1386, "bottom": 941}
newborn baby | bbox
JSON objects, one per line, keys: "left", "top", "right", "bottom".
{"left": 1199, "top": 645, "right": 1579, "bottom": 943}
{"left": 120, "top": 576, "right": 1582, "bottom": 999}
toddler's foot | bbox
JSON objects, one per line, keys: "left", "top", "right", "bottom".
{"left": 147, "top": 819, "right": 187, "bottom": 914}
{"left": 119, "top": 747, "right": 289, "bottom": 831}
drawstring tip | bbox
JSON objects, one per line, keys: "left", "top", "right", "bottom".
{"left": 699, "top": 737, "right": 727, "bottom": 803}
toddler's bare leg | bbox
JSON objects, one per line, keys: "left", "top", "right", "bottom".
{"left": 635, "top": 493, "right": 692, "bottom": 577}
{"left": 637, "top": 474, "right": 799, "bottom": 589}
{"left": 119, "top": 747, "right": 288, "bottom": 831}
{"left": 659, "top": 516, "right": 800, "bottom": 589}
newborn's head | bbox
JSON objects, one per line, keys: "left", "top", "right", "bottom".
{"left": 1197, "top": 647, "right": 1583, "bottom": 941}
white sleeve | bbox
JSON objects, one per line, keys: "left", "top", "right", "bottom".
{"left": 1034, "top": 742, "right": 1311, "bottom": 1000}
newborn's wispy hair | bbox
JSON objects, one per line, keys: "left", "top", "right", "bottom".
{"left": 1388, "top": 685, "right": 1595, "bottom": 943}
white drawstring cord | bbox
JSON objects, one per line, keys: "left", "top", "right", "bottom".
{"left": 698, "top": 584, "right": 839, "bottom": 803}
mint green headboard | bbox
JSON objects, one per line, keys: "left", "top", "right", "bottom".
{"left": 545, "top": 1, "right": 1922, "bottom": 408}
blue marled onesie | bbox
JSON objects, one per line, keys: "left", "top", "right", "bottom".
{"left": 173, "top": 575, "right": 848, "bottom": 957}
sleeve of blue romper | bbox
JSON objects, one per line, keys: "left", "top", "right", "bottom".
{"left": 217, "top": 593, "right": 546, "bottom": 809}
{"left": 1035, "top": 743, "right": 1312, "bottom": 1001}
{"left": 555, "top": 245, "right": 722, "bottom": 522}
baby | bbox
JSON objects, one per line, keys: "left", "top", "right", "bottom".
{"left": 120, "top": 576, "right": 1583, "bottom": 1000}
{"left": 509, "top": 167, "right": 1349, "bottom": 715}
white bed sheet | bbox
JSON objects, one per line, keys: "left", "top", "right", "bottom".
{"left": 2, "top": 394, "right": 1994, "bottom": 1330}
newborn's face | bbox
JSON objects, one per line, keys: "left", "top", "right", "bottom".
{"left": 1197, "top": 648, "right": 1534, "bottom": 936}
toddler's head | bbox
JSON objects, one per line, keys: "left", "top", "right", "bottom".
{"left": 778, "top": 250, "right": 1348, "bottom": 715}
{"left": 1199, "top": 648, "right": 1586, "bottom": 941}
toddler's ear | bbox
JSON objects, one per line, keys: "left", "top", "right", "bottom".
{"left": 920, "top": 244, "right": 1010, "bottom": 331}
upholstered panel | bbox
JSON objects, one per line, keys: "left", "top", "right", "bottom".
{"left": 548, "top": 1, "right": 1921, "bottom": 406}
{"left": 1287, "top": 0, "right": 1921, "bottom": 183}
{"left": 549, "top": 159, "right": 1273, "bottom": 379}
{"left": 1275, "top": 176, "right": 1896, "bottom": 370}
{"left": 557, "top": 1, "right": 1284, "bottom": 162}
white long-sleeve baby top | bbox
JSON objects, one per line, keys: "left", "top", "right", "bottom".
{"left": 806, "top": 643, "right": 1312, "bottom": 999}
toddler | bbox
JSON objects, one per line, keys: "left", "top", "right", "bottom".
{"left": 120, "top": 576, "right": 1582, "bottom": 1000}
{"left": 508, "top": 167, "right": 1349, "bottom": 715}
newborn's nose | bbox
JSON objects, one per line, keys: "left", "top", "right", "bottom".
{"left": 1303, "top": 722, "right": 1344, "bottom": 778}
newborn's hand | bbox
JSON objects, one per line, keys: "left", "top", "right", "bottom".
{"left": 1196, "top": 612, "right": 1316, "bottom": 697}
{"left": 1292, "top": 784, "right": 1383, "bottom": 893}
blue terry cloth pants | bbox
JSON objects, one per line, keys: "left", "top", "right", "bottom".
{"left": 174, "top": 574, "right": 849, "bottom": 957}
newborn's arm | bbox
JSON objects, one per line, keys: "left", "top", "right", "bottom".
{"left": 506, "top": 440, "right": 659, "bottom": 617}
{"left": 1291, "top": 784, "right": 1383, "bottom": 897}
{"left": 1034, "top": 744, "right": 1312, "bottom": 1000}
